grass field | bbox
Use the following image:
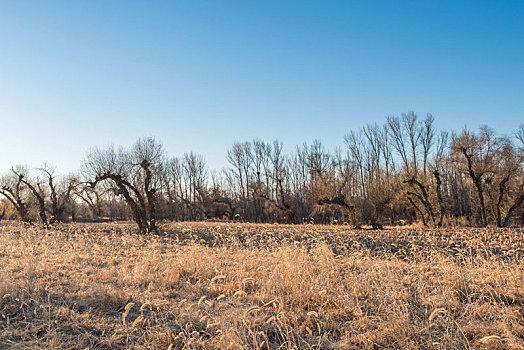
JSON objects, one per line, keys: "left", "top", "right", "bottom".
{"left": 0, "top": 221, "right": 523, "bottom": 349}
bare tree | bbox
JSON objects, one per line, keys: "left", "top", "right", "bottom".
{"left": 431, "top": 131, "right": 449, "bottom": 227}
{"left": 404, "top": 112, "right": 422, "bottom": 174}
{"left": 0, "top": 113, "right": 521, "bottom": 228}
{"left": 0, "top": 172, "right": 31, "bottom": 223}
{"left": 38, "top": 165, "right": 75, "bottom": 222}
{"left": 12, "top": 167, "right": 48, "bottom": 228}
{"left": 493, "top": 136, "right": 524, "bottom": 227}
{"left": 515, "top": 124, "right": 524, "bottom": 148}
{"left": 182, "top": 151, "right": 207, "bottom": 219}
{"left": 256, "top": 140, "right": 296, "bottom": 222}
{"left": 386, "top": 115, "right": 409, "bottom": 171}
{"left": 451, "top": 127, "right": 498, "bottom": 226}
{"left": 84, "top": 137, "right": 165, "bottom": 233}
{"left": 344, "top": 130, "right": 366, "bottom": 197}
{"left": 74, "top": 180, "right": 104, "bottom": 219}
{"left": 421, "top": 114, "right": 435, "bottom": 175}
{"left": 226, "top": 142, "right": 251, "bottom": 200}
{"left": 251, "top": 140, "right": 266, "bottom": 187}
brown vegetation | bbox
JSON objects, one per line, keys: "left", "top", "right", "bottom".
{"left": 1, "top": 116, "right": 522, "bottom": 232}
{"left": 1, "top": 221, "right": 523, "bottom": 349}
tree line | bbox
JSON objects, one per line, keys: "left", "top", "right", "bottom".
{"left": 1, "top": 112, "right": 523, "bottom": 232}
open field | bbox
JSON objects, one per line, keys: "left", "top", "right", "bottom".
{"left": 0, "top": 222, "right": 523, "bottom": 349}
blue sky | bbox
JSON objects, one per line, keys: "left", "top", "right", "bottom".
{"left": 1, "top": 1, "right": 523, "bottom": 173}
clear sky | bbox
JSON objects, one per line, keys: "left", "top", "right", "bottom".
{"left": 1, "top": 1, "right": 523, "bottom": 174}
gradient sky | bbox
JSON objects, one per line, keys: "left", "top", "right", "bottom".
{"left": 1, "top": 1, "right": 523, "bottom": 174}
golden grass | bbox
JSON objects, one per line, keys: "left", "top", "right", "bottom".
{"left": 0, "top": 221, "right": 523, "bottom": 349}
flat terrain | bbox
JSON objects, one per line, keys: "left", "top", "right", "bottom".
{"left": 0, "top": 222, "right": 523, "bottom": 349}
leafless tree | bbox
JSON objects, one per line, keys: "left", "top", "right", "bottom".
{"left": 226, "top": 142, "right": 251, "bottom": 200}
{"left": 515, "top": 124, "right": 524, "bottom": 148}
{"left": 182, "top": 151, "right": 207, "bottom": 219}
{"left": 451, "top": 127, "right": 498, "bottom": 226}
{"left": 38, "top": 165, "right": 75, "bottom": 222}
{"left": 431, "top": 131, "right": 449, "bottom": 227}
{"left": 386, "top": 115, "right": 409, "bottom": 171}
{"left": 0, "top": 171, "right": 31, "bottom": 223}
{"left": 12, "top": 167, "right": 48, "bottom": 228}
{"left": 255, "top": 140, "right": 296, "bottom": 222}
{"left": 84, "top": 137, "right": 165, "bottom": 232}
{"left": 345, "top": 130, "right": 366, "bottom": 197}
{"left": 492, "top": 136, "right": 524, "bottom": 227}
{"left": 1, "top": 114, "right": 522, "bottom": 228}
{"left": 386, "top": 113, "right": 442, "bottom": 226}
{"left": 74, "top": 180, "right": 103, "bottom": 219}
{"left": 421, "top": 114, "right": 435, "bottom": 175}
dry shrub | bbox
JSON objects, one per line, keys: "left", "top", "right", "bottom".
{"left": 0, "top": 221, "right": 523, "bottom": 349}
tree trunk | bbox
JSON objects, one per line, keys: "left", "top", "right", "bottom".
{"left": 408, "top": 196, "right": 426, "bottom": 226}
{"left": 142, "top": 160, "right": 157, "bottom": 232}
{"left": 461, "top": 149, "right": 487, "bottom": 227}
{"left": 473, "top": 178, "right": 487, "bottom": 227}
{"left": 19, "top": 176, "right": 48, "bottom": 228}
{"left": 433, "top": 170, "right": 445, "bottom": 227}
{"left": 404, "top": 177, "right": 435, "bottom": 226}
{"left": 496, "top": 170, "right": 511, "bottom": 227}
{"left": 502, "top": 193, "right": 524, "bottom": 227}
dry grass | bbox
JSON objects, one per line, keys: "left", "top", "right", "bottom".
{"left": 0, "top": 221, "right": 523, "bottom": 349}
